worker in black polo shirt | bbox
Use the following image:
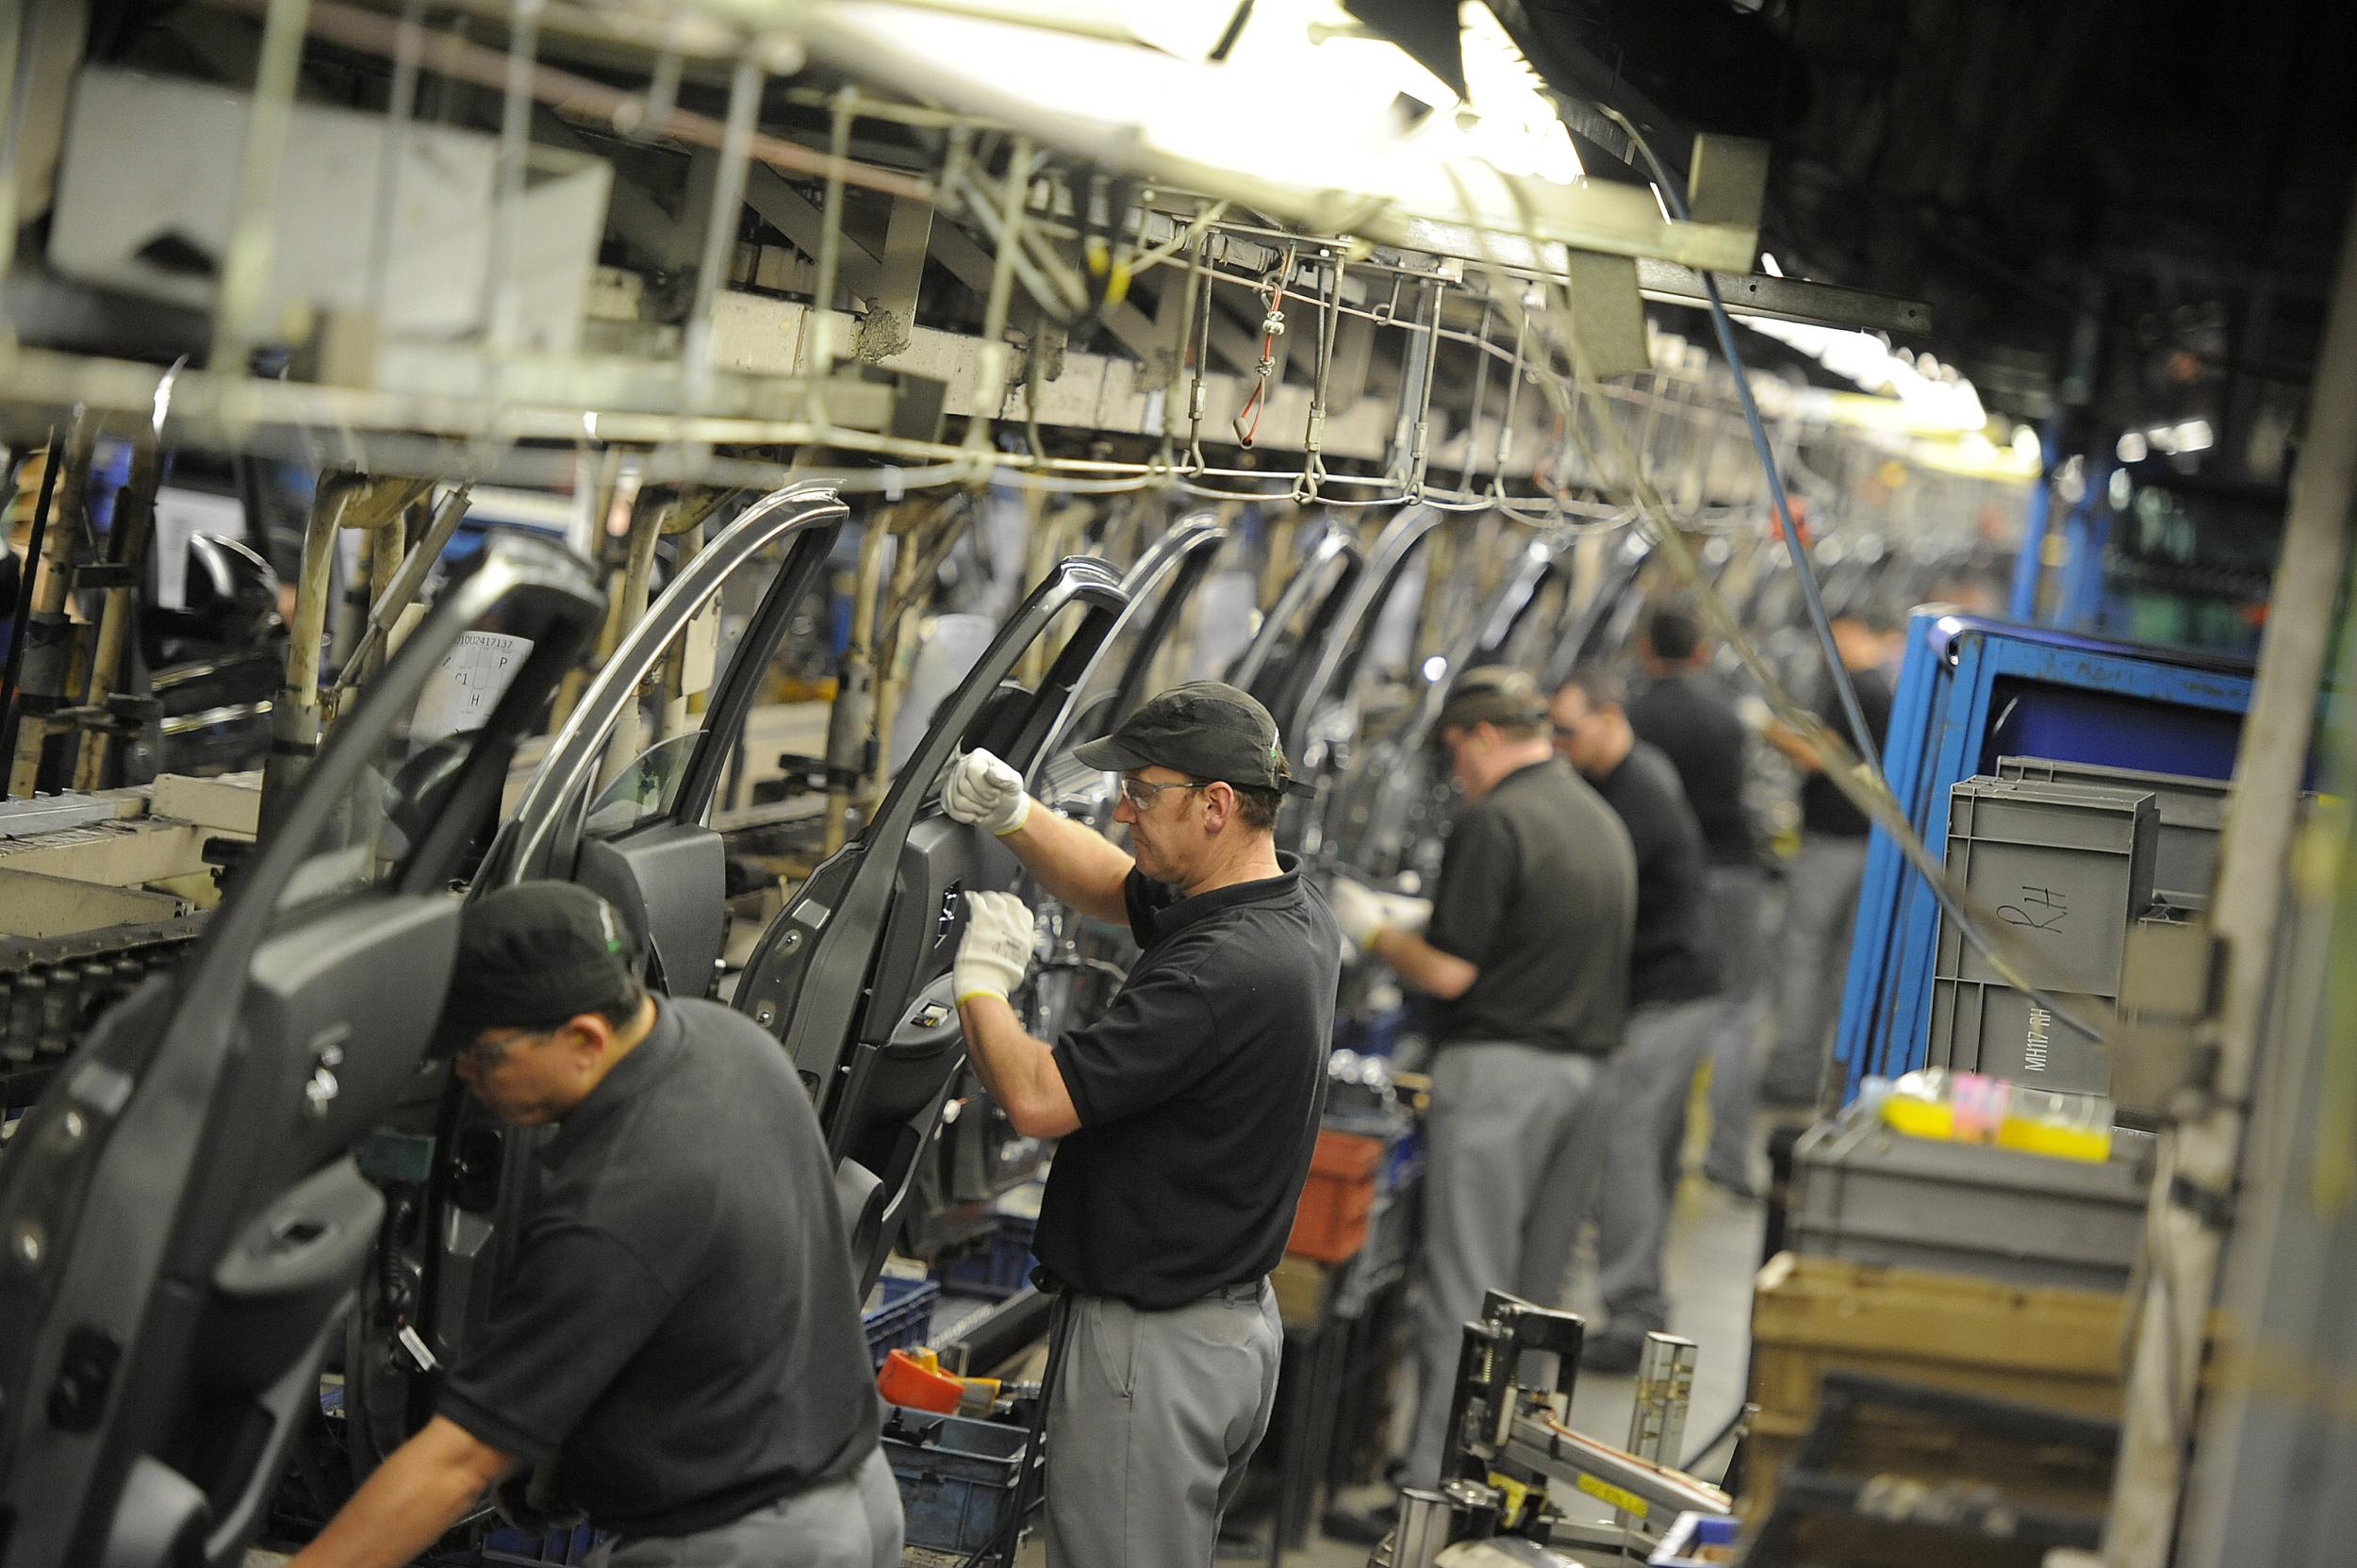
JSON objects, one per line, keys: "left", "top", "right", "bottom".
{"left": 1627, "top": 608, "right": 1770, "bottom": 1196}
{"left": 939, "top": 682, "right": 1340, "bottom": 1568}
{"left": 1759, "top": 606, "right": 1898, "bottom": 1107}
{"left": 1329, "top": 666, "right": 1635, "bottom": 1486}
{"left": 289, "top": 883, "right": 896, "bottom": 1568}
{"left": 1550, "top": 666, "right": 1722, "bottom": 1370}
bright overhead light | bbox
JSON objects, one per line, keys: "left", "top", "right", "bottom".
{"left": 1746, "top": 316, "right": 1987, "bottom": 433}
{"left": 2118, "top": 431, "right": 2150, "bottom": 463}
{"left": 1423, "top": 654, "right": 1450, "bottom": 682}
{"left": 2012, "top": 423, "right": 2042, "bottom": 464}
{"left": 2172, "top": 419, "right": 2214, "bottom": 453}
{"left": 1759, "top": 252, "right": 1784, "bottom": 277}
{"left": 1457, "top": 2, "right": 1583, "bottom": 184}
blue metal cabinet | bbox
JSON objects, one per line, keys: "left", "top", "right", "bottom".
{"left": 1833, "top": 612, "right": 2253, "bottom": 1098}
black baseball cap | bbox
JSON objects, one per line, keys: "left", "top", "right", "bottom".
{"left": 1434, "top": 666, "right": 1550, "bottom": 733}
{"left": 432, "top": 881, "right": 646, "bottom": 1051}
{"left": 1075, "top": 681, "right": 1313, "bottom": 798}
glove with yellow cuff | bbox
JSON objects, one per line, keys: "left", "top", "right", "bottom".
{"left": 954, "top": 889, "right": 1036, "bottom": 1006}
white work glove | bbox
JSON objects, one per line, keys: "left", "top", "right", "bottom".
{"left": 940, "top": 748, "right": 1032, "bottom": 836}
{"left": 1328, "top": 875, "right": 1432, "bottom": 949}
{"left": 954, "top": 890, "right": 1035, "bottom": 1005}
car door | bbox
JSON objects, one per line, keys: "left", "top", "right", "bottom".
{"left": 0, "top": 536, "right": 602, "bottom": 1568}
{"left": 732, "top": 557, "right": 1129, "bottom": 1293}
{"left": 908, "top": 515, "right": 1235, "bottom": 1237}
{"left": 1277, "top": 505, "right": 1448, "bottom": 856}
{"left": 475, "top": 485, "right": 847, "bottom": 990}
{"left": 337, "top": 487, "right": 846, "bottom": 1471}
{"left": 1323, "top": 536, "right": 1566, "bottom": 883}
{"left": 1027, "top": 513, "right": 1233, "bottom": 847}
{"left": 1543, "top": 531, "right": 1656, "bottom": 689}
{"left": 1225, "top": 525, "right": 1361, "bottom": 715}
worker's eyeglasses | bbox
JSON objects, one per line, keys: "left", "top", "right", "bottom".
{"left": 1117, "top": 777, "right": 1207, "bottom": 812}
{"left": 454, "top": 1026, "right": 555, "bottom": 1074}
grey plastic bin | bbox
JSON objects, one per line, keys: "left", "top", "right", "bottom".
{"left": 1933, "top": 776, "right": 2158, "bottom": 995}
{"left": 1994, "top": 755, "right": 2228, "bottom": 904}
{"left": 1789, "top": 1108, "right": 2151, "bottom": 1293}
{"left": 1925, "top": 973, "right": 2115, "bottom": 1098}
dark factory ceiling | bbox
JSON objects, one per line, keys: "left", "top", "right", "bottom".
{"left": 1502, "top": 0, "right": 2357, "bottom": 451}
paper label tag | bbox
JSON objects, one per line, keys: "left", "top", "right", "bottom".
{"left": 411, "top": 631, "right": 535, "bottom": 748}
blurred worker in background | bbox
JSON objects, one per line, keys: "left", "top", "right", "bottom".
{"left": 1332, "top": 666, "right": 1636, "bottom": 1486}
{"left": 1550, "top": 666, "right": 1721, "bottom": 1371}
{"left": 941, "top": 682, "right": 1340, "bottom": 1568}
{"left": 1628, "top": 608, "right": 1769, "bottom": 1196}
{"left": 292, "top": 883, "right": 898, "bottom": 1568}
{"left": 1758, "top": 606, "right": 1900, "bottom": 1108}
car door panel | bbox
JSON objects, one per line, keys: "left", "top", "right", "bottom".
{"left": 480, "top": 486, "right": 847, "bottom": 946}
{"left": 918, "top": 518, "right": 1232, "bottom": 1229}
{"left": 733, "top": 557, "right": 1127, "bottom": 1293}
{"left": 367, "top": 487, "right": 845, "bottom": 1460}
{"left": 1228, "top": 527, "right": 1360, "bottom": 706}
{"left": 0, "top": 536, "right": 603, "bottom": 1568}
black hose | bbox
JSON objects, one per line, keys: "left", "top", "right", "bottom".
{"left": 1596, "top": 107, "right": 1879, "bottom": 772}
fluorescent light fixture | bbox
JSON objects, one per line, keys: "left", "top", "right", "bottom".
{"left": 1746, "top": 316, "right": 1987, "bottom": 433}
{"left": 1458, "top": 1, "right": 1583, "bottom": 183}
{"left": 2172, "top": 419, "right": 2214, "bottom": 453}
{"left": 2118, "top": 431, "right": 2150, "bottom": 463}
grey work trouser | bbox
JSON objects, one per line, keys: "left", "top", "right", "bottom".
{"left": 589, "top": 1447, "right": 902, "bottom": 1568}
{"left": 1591, "top": 994, "right": 1720, "bottom": 1335}
{"left": 1044, "top": 1279, "right": 1282, "bottom": 1568}
{"left": 1700, "top": 865, "right": 1771, "bottom": 1181}
{"left": 1764, "top": 835, "right": 1871, "bottom": 1107}
{"left": 1405, "top": 1042, "right": 1602, "bottom": 1487}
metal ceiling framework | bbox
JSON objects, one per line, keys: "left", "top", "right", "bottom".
{"left": 0, "top": 0, "right": 2003, "bottom": 543}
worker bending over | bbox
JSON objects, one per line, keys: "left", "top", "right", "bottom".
{"left": 942, "top": 682, "right": 1341, "bottom": 1568}
{"left": 1551, "top": 667, "right": 1722, "bottom": 1371}
{"left": 292, "top": 883, "right": 897, "bottom": 1568}
{"left": 1332, "top": 667, "right": 1635, "bottom": 1486}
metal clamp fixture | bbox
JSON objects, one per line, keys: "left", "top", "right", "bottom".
{"left": 1386, "top": 1292, "right": 1731, "bottom": 1568}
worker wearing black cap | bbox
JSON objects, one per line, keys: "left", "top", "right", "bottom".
{"left": 289, "top": 882, "right": 898, "bottom": 1568}
{"left": 940, "top": 681, "right": 1341, "bottom": 1568}
{"left": 1330, "top": 666, "right": 1635, "bottom": 1490}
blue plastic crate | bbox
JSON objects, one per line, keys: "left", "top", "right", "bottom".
{"left": 865, "top": 1275, "right": 941, "bottom": 1368}
{"left": 881, "top": 1404, "right": 1041, "bottom": 1554}
{"left": 1648, "top": 1511, "right": 1739, "bottom": 1565}
{"left": 934, "top": 1214, "right": 1037, "bottom": 1301}
{"left": 480, "top": 1521, "right": 601, "bottom": 1565}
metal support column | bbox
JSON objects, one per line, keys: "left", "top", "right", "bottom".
{"left": 2055, "top": 459, "right": 2116, "bottom": 631}
{"left": 69, "top": 432, "right": 163, "bottom": 790}
{"left": 2103, "top": 170, "right": 2357, "bottom": 1568}
{"left": 2008, "top": 420, "right": 2060, "bottom": 621}
{"left": 8, "top": 420, "right": 94, "bottom": 799}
